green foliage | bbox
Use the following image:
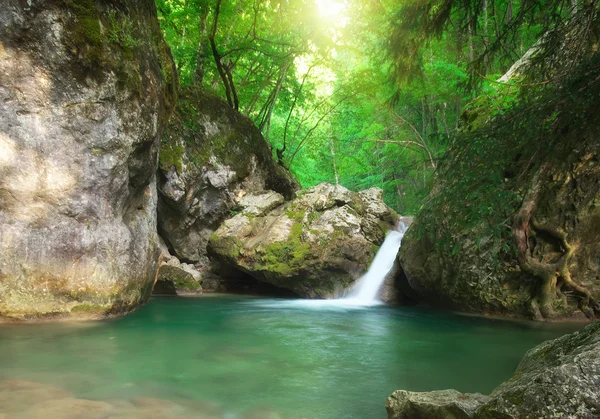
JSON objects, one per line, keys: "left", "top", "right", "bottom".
{"left": 107, "top": 10, "right": 142, "bottom": 51}
{"left": 154, "top": 0, "right": 599, "bottom": 218}
{"left": 414, "top": 48, "right": 600, "bottom": 266}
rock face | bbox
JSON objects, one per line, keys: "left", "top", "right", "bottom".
{"left": 208, "top": 183, "right": 399, "bottom": 298}
{"left": 153, "top": 265, "right": 201, "bottom": 295}
{"left": 399, "top": 136, "right": 600, "bottom": 321}
{"left": 386, "top": 321, "right": 600, "bottom": 419}
{"left": 157, "top": 88, "right": 299, "bottom": 275}
{"left": 0, "top": 0, "right": 176, "bottom": 319}
{"left": 398, "top": 36, "right": 600, "bottom": 321}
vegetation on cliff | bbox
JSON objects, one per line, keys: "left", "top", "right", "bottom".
{"left": 399, "top": 5, "right": 600, "bottom": 320}
{"left": 154, "top": 0, "right": 599, "bottom": 217}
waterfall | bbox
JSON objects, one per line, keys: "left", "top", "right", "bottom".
{"left": 341, "top": 222, "right": 408, "bottom": 305}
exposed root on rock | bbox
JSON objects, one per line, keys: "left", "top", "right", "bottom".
{"left": 512, "top": 164, "right": 599, "bottom": 320}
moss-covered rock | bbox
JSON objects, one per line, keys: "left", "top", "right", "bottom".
{"left": 154, "top": 265, "right": 201, "bottom": 295}
{"left": 208, "top": 183, "right": 401, "bottom": 299}
{"left": 157, "top": 87, "right": 299, "bottom": 275}
{"left": 0, "top": 0, "right": 176, "bottom": 321}
{"left": 387, "top": 321, "right": 600, "bottom": 419}
{"left": 398, "top": 42, "right": 600, "bottom": 321}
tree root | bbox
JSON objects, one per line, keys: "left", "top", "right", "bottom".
{"left": 512, "top": 165, "right": 599, "bottom": 320}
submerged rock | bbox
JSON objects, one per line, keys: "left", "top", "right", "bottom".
{"left": 0, "top": 379, "right": 221, "bottom": 419}
{"left": 386, "top": 321, "right": 600, "bottom": 418}
{"left": 0, "top": 0, "right": 176, "bottom": 320}
{"left": 386, "top": 389, "right": 490, "bottom": 419}
{"left": 208, "top": 183, "right": 400, "bottom": 298}
{"left": 157, "top": 88, "right": 298, "bottom": 276}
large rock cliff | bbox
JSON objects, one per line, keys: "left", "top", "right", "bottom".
{"left": 398, "top": 45, "right": 600, "bottom": 321}
{"left": 157, "top": 88, "right": 299, "bottom": 281}
{"left": 0, "top": 0, "right": 176, "bottom": 320}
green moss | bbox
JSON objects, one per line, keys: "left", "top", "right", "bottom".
{"left": 157, "top": 43, "right": 175, "bottom": 88}
{"left": 71, "top": 303, "right": 106, "bottom": 313}
{"left": 285, "top": 206, "right": 307, "bottom": 223}
{"left": 307, "top": 211, "right": 321, "bottom": 223}
{"left": 377, "top": 220, "right": 391, "bottom": 236}
{"left": 258, "top": 223, "right": 311, "bottom": 275}
{"left": 63, "top": 0, "right": 105, "bottom": 75}
{"left": 158, "top": 139, "right": 185, "bottom": 173}
{"left": 209, "top": 233, "right": 244, "bottom": 259}
{"left": 501, "top": 388, "right": 527, "bottom": 407}
{"left": 157, "top": 266, "right": 201, "bottom": 291}
{"left": 67, "top": 0, "right": 103, "bottom": 44}
{"left": 173, "top": 276, "right": 200, "bottom": 291}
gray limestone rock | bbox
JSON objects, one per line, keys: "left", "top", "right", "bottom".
{"left": 0, "top": 0, "right": 176, "bottom": 320}
{"left": 154, "top": 265, "right": 201, "bottom": 296}
{"left": 157, "top": 88, "right": 298, "bottom": 270}
{"left": 237, "top": 190, "right": 285, "bottom": 216}
{"left": 386, "top": 389, "right": 491, "bottom": 419}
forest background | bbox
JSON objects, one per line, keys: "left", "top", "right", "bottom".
{"left": 155, "top": 0, "right": 590, "bottom": 215}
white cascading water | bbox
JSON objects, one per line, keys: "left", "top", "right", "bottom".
{"left": 341, "top": 222, "right": 408, "bottom": 306}
{"left": 248, "top": 222, "right": 408, "bottom": 310}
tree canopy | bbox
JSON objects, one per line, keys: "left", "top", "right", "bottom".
{"left": 156, "top": 0, "right": 600, "bottom": 215}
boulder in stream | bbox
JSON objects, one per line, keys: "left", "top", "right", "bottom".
{"left": 208, "top": 183, "right": 401, "bottom": 298}
{"left": 386, "top": 320, "right": 600, "bottom": 418}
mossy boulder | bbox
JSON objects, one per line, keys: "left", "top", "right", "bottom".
{"left": 208, "top": 183, "right": 400, "bottom": 298}
{"left": 157, "top": 87, "right": 299, "bottom": 273}
{"left": 387, "top": 321, "right": 600, "bottom": 419}
{"left": 154, "top": 265, "right": 201, "bottom": 295}
{"left": 0, "top": 0, "right": 176, "bottom": 320}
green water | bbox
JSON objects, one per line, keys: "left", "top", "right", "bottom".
{"left": 0, "top": 295, "right": 582, "bottom": 418}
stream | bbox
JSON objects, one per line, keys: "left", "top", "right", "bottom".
{"left": 0, "top": 295, "right": 581, "bottom": 419}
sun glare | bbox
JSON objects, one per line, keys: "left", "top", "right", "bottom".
{"left": 315, "top": 0, "right": 345, "bottom": 19}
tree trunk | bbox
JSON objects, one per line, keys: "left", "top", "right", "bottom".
{"left": 209, "top": 0, "right": 238, "bottom": 109}
{"left": 260, "top": 62, "right": 290, "bottom": 142}
{"left": 512, "top": 164, "right": 599, "bottom": 320}
{"left": 330, "top": 132, "right": 339, "bottom": 185}
{"left": 193, "top": 4, "right": 209, "bottom": 86}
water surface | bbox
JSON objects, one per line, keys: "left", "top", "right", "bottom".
{"left": 0, "top": 295, "right": 582, "bottom": 418}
